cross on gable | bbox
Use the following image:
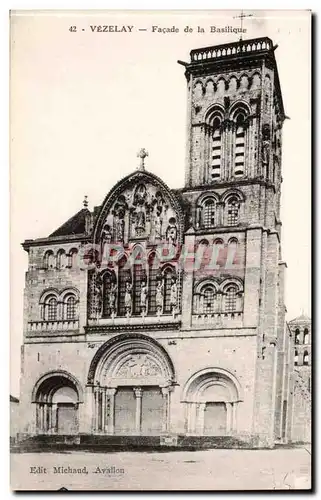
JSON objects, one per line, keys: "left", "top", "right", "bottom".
{"left": 137, "top": 148, "right": 149, "bottom": 170}
{"left": 233, "top": 10, "right": 253, "bottom": 41}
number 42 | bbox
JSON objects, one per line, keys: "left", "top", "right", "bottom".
{"left": 69, "top": 26, "right": 77, "bottom": 32}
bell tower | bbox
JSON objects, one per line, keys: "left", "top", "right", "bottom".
{"left": 179, "top": 37, "right": 285, "bottom": 230}
{"left": 179, "top": 38, "right": 288, "bottom": 447}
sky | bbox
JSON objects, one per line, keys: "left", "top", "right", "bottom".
{"left": 10, "top": 10, "right": 311, "bottom": 397}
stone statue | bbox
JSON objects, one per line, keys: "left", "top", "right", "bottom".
{"left": 115, "top": 216, "right": 125, "bottom": 242}
{"left": 154, "top": 214, "right": 162, "bottom": 239}
{"left": 156, "top": 280, "right": 164, "bottom": 315}
{"left": 140, "top": 281, "right": 148, "bottom": 315}
{"left": 109, "top": 282, "right": 117, "bottom": 314}
{"left": 134, "top": 206, "right": 146, "bottom": 236}
{"left": 170, "top": 278, "right": 178, "bottom": 313}
{"left": 124, "top": 281, "right": 132, "bottom": 316}
{"left": 94, "top": 273, "right": 103, "bottom": 319}
{"left": 101, "top": 224, "right": 112, "bottom": 262}
{"left": 102, "top": 223, "right": 112, "bottom": 244}
{"left": 166, "top": 218, "right": 178, "bottom": 245}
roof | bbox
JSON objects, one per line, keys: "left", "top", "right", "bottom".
{"left": 49, "top": 208, "right": 90, "bottom": 237}
{"left": 10, "top": 395, "right": 19, "bottom": 403}
{"left": 288, "top": 313, "right": 311, "bottom": 324}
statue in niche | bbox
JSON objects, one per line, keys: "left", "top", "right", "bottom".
{"left": 124, "top": 281, "right": 133, "bottom": 317}
{"left": 115, "top": 213, "right": 125, "bottom": 242}
{"left": 113, "top": 195, "right": 128, "bottom": 242}
{"left": 140, "top": 280, "right": 148, "bottom": 316}
{"left": 156, "top": 279, "right": 164, "bottom": 316}
{"left": 102, "top": 223, "right": 112, "bottom": 244}
{"left": 101, "top": 223, "right": 112, "bottom": 261}
{"left": 170, "top": 277, "right": 178, "bottom": 315}
{"left": 94, "top": 272, "right": 103, "bottom": 319}
{"left": 134, "top": 184, "right": 147, "bottom": 205}
{"left": 152, "top": 191, "right": 165, "bottom": 239}
{"left": 133, "top": 206, "right": 146, "bottom": 236}
{"left": 132, "top": 184, "right": 149, "bottom": 237}
{"left": 166, "top": 217, "right": 178, "bottom": 245}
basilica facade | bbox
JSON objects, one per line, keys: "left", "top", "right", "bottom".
{"left": 19, "top": 37, "right": 296, "bottom": 448}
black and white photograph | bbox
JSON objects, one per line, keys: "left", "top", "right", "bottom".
{"left": 10, "top": 9, "right": 311, "bottom": 490}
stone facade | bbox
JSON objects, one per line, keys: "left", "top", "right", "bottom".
{"left": 18, "top": 37, "right": 308, "bottom": 448}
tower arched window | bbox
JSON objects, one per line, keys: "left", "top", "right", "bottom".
{"left": 44, "top": 251, "right": 55, "bottom": 270}
{"left": 57, "top": 249, "right": 66, "bottom": 270}
{"left": 202, "top": 198, "right": 216, "bottom": 228}
{"left": 68, "top": 248, "right": 78, "bottom": 268}
{"left": 227, "top": 197, "right": 240, "bottom": 226}
{"left": 234, "top": 111, "right": 246, "bottom": 176}
{"left": 224, "top": 285, "right": 237, "bottom": 313}
{"left": 211, "top": 117, "right": 222, "bottom": 180}
{"left": 65, "top": 295, "right": 76, "bottom": 320}
{"left": 294, "top": 350, "right": 298, "bottom": 366}
{"left": 295, "top": 328, "right": 300, "bottom": 345}
{"left": 202, "top": 285, "right": 217, "bottom": 314}
{"left": 46, "top": 296, "right": 57, "bottom": 321}
{"left": 304, "top": 328, "right": 309, "bottom": 345}
{"left": 303, "top": 350, "right": 309, "bottom": 366}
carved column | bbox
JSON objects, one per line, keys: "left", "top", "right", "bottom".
{"left": 43, "top": 404, "right": 48, "bottom": 432}
{"left": 48, "top": 404, "right": 52, "bottom": 433}
{"left": 94, "top": 386, "right": 100, "bottom": 432}
{"left": 106, "top": 388, "right": 117, "bottom": 434}
{"left": 133, "top": 387, "right": 143, "bottom": 434}
{"left": 101, "top": 387, "right": 106, "bottom": 432}
{"left": 52, "top": 403, "right": 57, "bottom": 433}
{"left": 38, "top": 404, "right": 43, "bottom": 433}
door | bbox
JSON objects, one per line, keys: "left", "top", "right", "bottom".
{"left": 56, "top": 403, "right": 78, "bottom": 434}
{"left": 204, "top": 402, "right": 227, "bottom": 435}
{"left": 141, "top": 387, "right": 163, "bottom": 434}
{"left": 114, "top": 387, "right": 136, "bottom": 434}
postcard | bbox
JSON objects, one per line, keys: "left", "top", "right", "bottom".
{"left": 10, "top": 9, "right": 311, "bottom": 491}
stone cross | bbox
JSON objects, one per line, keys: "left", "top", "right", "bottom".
{"left": 137, "top": 148, "right": 149, "bottom": 170}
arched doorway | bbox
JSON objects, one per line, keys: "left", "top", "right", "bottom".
{"left": 182, "top": 368, "right": 242, "bottom": 436}
{"left": 87, "top": 334, "right": 176, "bottom": 435}
{"left": 32, "top": 371, "right": 83, "bottom": 435}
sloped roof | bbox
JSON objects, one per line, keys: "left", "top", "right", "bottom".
{"left": 10, "top": 395, "right": 19, "bottom": 403}
{"left": 288, "top": 313, "right": 311, "bottom": 324}
{"left": 49, "top": 208, "right": 90, "bottom": 237}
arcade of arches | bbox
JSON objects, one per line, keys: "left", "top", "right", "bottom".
{"left": 32, "top": 336, "right": 242, "bottom": 437}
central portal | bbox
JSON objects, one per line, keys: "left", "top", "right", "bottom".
{"left": 87, "top": 334, "right": 176, "bottom": 435}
